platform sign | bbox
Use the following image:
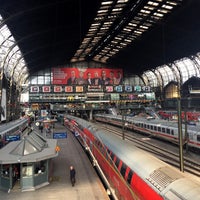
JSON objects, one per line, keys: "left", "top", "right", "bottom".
{"left": 6, "top": 135, "right": 20, "bottom": 141}
{"left": 53, "top": 132, "right": 67, "bottom": 139}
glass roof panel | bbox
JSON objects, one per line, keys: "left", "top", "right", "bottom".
{"left": 143, "top": 70, "right": 158, "bottom": 87}
{"left": 1, "top": 25, "right": 10, "bottom": 39}
{"left": 156, "top": 65, "right": 175, "bottom": 86}
{"left": 171, "top": 63, "right": 181, "bottom": 82}
{"left": 175, "top": 60, "right": 189, "bottom": 83}
{"left": 0, "top": 14, "right": 29, "bottom": 84}
{"left": 154, "top": 69, "right": 162, "bottom": 86}
{"left": 193, "top": 54, "right": 200, "bottom": 77}
{"left": 182, "top": 57, "right": 197, "bottom": 77}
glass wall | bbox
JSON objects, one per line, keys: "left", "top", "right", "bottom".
{"left": 142, "top": 55, "right": 200, "bottom": 88}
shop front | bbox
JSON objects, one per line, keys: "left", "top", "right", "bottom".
{"left": 0, "top": 131, "right": 58, "bottom": 192}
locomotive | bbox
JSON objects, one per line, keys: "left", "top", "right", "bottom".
{"left": 64, "top": 114, "right": 200, "bottom": 200}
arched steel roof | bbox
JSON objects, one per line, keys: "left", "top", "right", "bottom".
{"left": 0, "top": 0, "right": 200, "bottom": 85}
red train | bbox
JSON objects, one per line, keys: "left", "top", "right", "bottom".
{"left": 158, "top": 110, "right": 200, "bottom": 121}
{"left": 64, "top": 115, "right": 200, "bottom": 200}
{"left": 94, "top": 113, "right": 200, "bottom": 149}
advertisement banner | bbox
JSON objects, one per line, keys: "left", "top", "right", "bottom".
{"left": 65, "top": 86, "right": 73, "bottom": 92}
{"left": 30, "top": 86, "right": 39, "bottom": 93}
{"left": 52, "top": 67, "right": 123, "bottom": 85}
{"left": 42, "top": 86, "right": 51, "bottom": 92}
{"left": 115, "top": 85, "right": 123, "bottom": 92}
{"left": 75, "top": 86, "right": 84, "bottom": 93}
{"left": 54, "top": 86, "right": 62, "bottom": 92}
{"left": 134, "top": 85, "right": 141, "bottom": 92}
{"left": 125, "top": 85, "right": 132, "bottom": 92}
{"left": 106, "top": 86, "right": 113, "bottom": 92}
{"left": 87, "top": 85, "right": 102, "bottom": 92}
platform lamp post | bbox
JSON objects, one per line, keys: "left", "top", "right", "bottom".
{"left": 122, "top": 109, "right": 125, "bottom": 140}
{"left": 177, "top": 84, "right": 184, "bottom": 172}
{"left": 184, "top": 108, "right": 189, "bottom": 153}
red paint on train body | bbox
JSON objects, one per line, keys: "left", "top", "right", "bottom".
{"left": 65, "top": 117, "right": 164, "bottom": 200}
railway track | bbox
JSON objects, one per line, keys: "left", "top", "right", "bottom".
{"left": 97, "top": 122, "right": 200, "bottom": 177}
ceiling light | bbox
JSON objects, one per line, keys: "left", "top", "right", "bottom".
{"left": 102, "top": 1, "right": 113, "bottom": 5}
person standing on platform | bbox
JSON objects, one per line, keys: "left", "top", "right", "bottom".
{"left": 39, "top": 122, "right": 43, "bottom": 133}
{"left": 69, "top": 165, "right": 76, "bottom": 186}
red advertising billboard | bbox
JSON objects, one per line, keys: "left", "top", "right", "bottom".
{"left": 30, "top": 86, "right": 39, "bottom": 93}
{"left": 52, "top": 67, "right": 123, "bottom": 85}
{"left": 42, "top": 86, "right": 51, "bottom": 92}
{"left": 54, "top": 86, "right": 62, "bottom": 92}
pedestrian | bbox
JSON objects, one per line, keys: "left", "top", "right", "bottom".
{"left": 69, "top": 165, "right": 76, "bottom": 186}
{"left": 39, "top": 123, "right": 43, "bottom": 133}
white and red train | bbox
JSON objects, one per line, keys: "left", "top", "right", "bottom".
{"left": 94, "top": 113, "right": 200, "bottom": 149}
{"left": 64, "top": 114, "right": 200, "bottom": 200}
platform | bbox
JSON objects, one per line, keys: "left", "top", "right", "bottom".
{"left": 0, "top": 122, "right": 109, "bottom": 200}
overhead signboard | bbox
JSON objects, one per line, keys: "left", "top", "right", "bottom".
{"left": 6, "top": 135, "right": 20, "bottom": 141}
{"left": 53, "top": 132, "right": 67, "bottom": 139}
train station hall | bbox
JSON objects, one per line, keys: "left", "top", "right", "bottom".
{"left": 0, "top": 0, "right": 200, "bottom": 200}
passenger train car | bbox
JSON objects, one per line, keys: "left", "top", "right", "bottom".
{"left": 94, "top": 113, "right": 200, "bottom": 149}
{"left": 64, "top": 115, "right": 200, "bottom": 200}
{"left": 0, "top": 118, "right": 29, "bottom": 148}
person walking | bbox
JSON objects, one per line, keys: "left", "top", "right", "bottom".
{"left": 69, "top": 165, "right": 76, "bottom": 186}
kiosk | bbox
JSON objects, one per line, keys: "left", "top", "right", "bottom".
{"left": 0, "top": 131, "right": 58, "bottom": 192}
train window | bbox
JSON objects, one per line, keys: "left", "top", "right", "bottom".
{"left": 141, "top": 123, "right": 143, "bottom": 128}
{"left": 107, "top": 149, "right": 110, "bottom": 154}
{"left": 127, "top": 170, "right": 133, "bottom": 185}
{"left": 144, "top": 124, "right": 146, "bottom": 128}
{"left": 171, "top": 130, "right": 174, "bottom": 135}
{"left": 120, "top": 163, "right": 127, "bottom": 177}
{"left": 147, "top": 125, "right": 149, "bottom": 129}
{"left": 150, "top": 125, "right": 153, "bottom": 130}
{"left": 158, "top": 127, "right": 161, "bottom": 132}
{"left": 167, "top": 128, "right": 170, "bottom": 134}
{"left": 162, "top": 127, "right": 165, "bottom": 133}
{"left": 115, "top": 157, "right": 120, "bottom": 168}
{"left": 110, "top": 152, "right": 115, "bottom": 160}
{"left": 154, "top": 126, "right": 157, "bottom": 131}
{"left": 197, "top": 135, "right": 200, "bottom": 142}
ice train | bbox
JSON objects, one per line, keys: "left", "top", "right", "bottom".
{"left": 94, "top": 113, "right": 200, "bottom": 149}
{"left": 64, "top": 114, "right": 200, "bottom": 200}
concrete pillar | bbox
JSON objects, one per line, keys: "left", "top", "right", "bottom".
{"left": 89, "top": 110, "right": 93, "bottom": 121}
